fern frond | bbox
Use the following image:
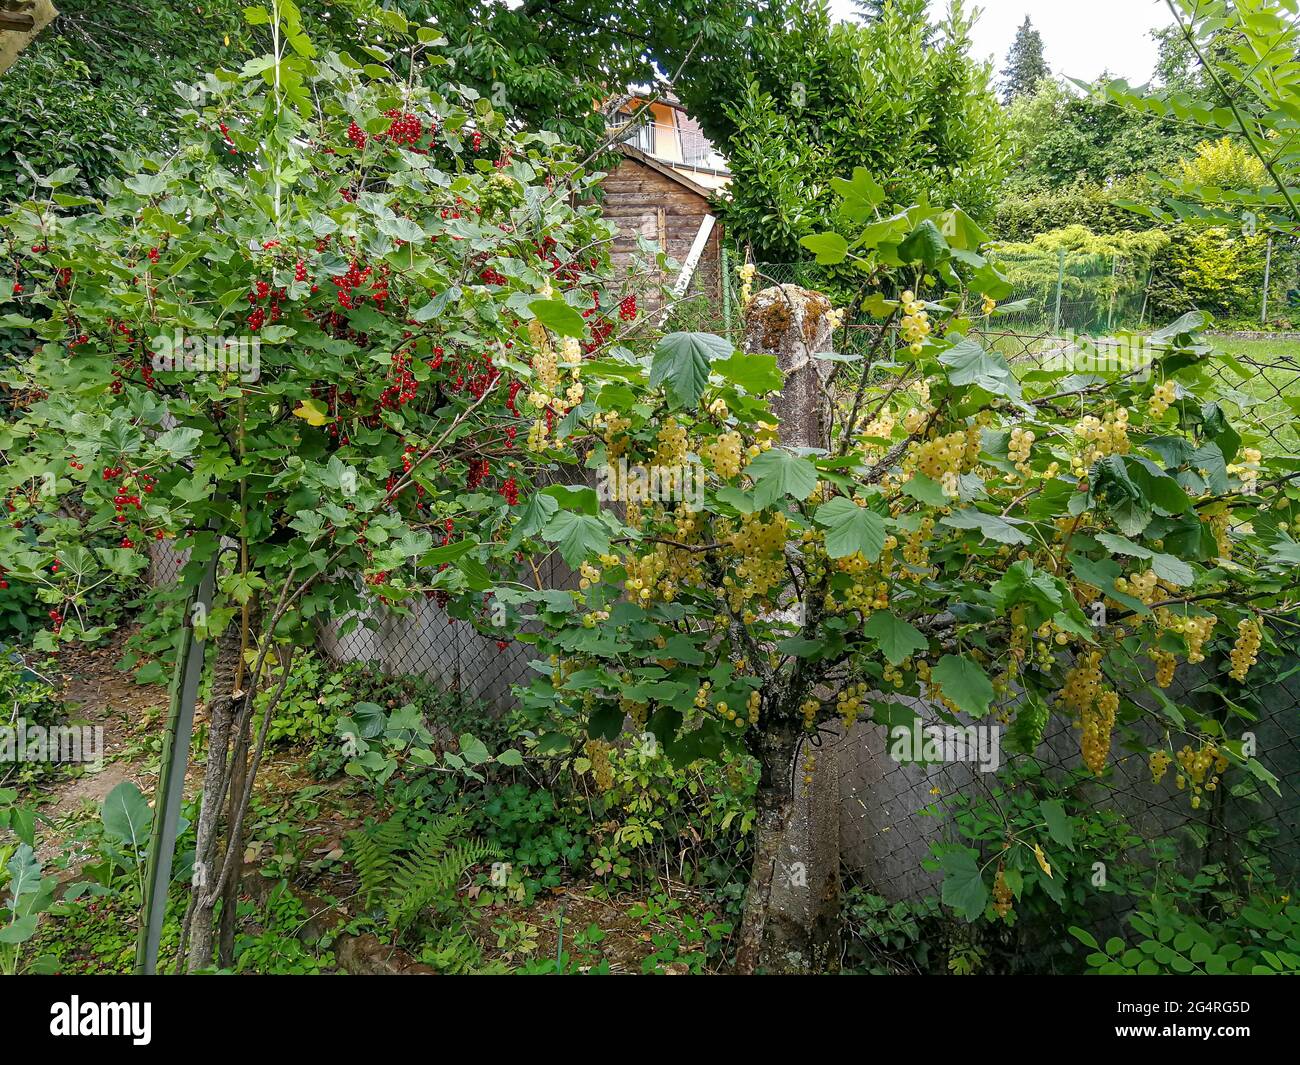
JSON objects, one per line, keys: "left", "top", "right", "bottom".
{"left": 347, "top": 813, "right": 498, "bottom": 934}
{"left": 346, "top": 816, "right": 407, "bottom": 904}
{"left": 391, "top": 836, "right": 500, "bottom": 930}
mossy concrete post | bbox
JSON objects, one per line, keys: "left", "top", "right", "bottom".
{"left": 736, "top": 284, "right": 840, "bottom": 973}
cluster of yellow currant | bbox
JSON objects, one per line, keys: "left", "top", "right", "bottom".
{"left": 993, "top": 864, "right": 1013, "bottom": 919}
{"left": 1229, "top": 617, "right": 1262, "bottom": 681}
{"left": 1007, "top": 427, "right": 1034, "bottom": 480}
{"left": 724, "top": 511, "right": 790, "bottom": 610}
{"left": 861, "top": 407, "right": 897, "bottom": 441}
{"left": 826, "top": 542, "right": 891, "bottom": 615}
{"left": 800, "top": 697, "right": 820, "bottom": 730}
{"left": 1060, "top": 651, "right": 1104, "bottom": 714}
{"left": 882, "top": 658, "right": 909, "bottom": 689}
{"left": 836, "top": 682, "right": 870, "bottom": 728}
{"left": 738, "top": 261, "right": 756, "bottom": 307}
{"left": 1152, "top": 743, "right": 1229, "bottom": 809}
{"left": 527, "top": 416, "right": 550, "bottom": 451}
{"left": 1148, "top": 748, "right": 1171, "bottom": 784}
{"left": 801, "top": 749, "right": 817, "bottom": 792}
{"left": 1148, "top": 380, "right": 1177, "bottom": 418}
{"left": 1072, "top": 406, "right": 1131, "bottom": 474}
{"left": 580, "top": 607, "right": 610, "bottom": 629}
{"left": 1114, "top": 569, "right": 1160, "bottom": 605}
{"left": 654, "top": 417, "right": 688, "bottom": 466}
{"left": 1059, "top": 651, "right": 1120, "bottom": 774}
{"left": 1155, "top": 610, "right": 1216, "bottom": 664}
{"left": 596, "top": 409, "right": 632, "bottom": 457}
{"left": 583, "top": 739, "right": 614, "bottom": 790}
{"left": 699, "top": 430, "right": 743, "bottom": 479}
{"left": 1152, "top": 648, "right": 1177, "bottom": 688}
{"left": 903, "top": 516, "right": 935, "bottom": 569}
{"left": 1081, "top": 690, "right": 1119, "bottom": 775}
{"left": 907, "top": 429, "right": 970, "bottom": 498}
{"left": 1208, "top": 510, "right": 1233, "bottom": 559}
{"left": 899, "top": 290, "right": 930, "bottom": 355}
{"left": 1226, "top": 447, "right": 1263, "bottom": 494}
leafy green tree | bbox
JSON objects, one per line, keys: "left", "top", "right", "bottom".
{"left": 1002, "top": 77, "right": 1200, "bottom": 196}
{"left": 707, "top": 0, "right": 1007, "bottom": 261}
{"left": 1000, "top": 16, "right": 1048, "bottom": 103}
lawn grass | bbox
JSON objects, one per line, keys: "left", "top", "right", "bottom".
{"left": 976, "top": 328, "right": 1300, "bottom": 455}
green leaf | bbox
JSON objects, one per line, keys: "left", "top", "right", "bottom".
{"left": 901, "top": 474, "right": 950, "bottom": 506}
{"left": 457, "top": 733, "right": 490, "bottom": 765}
{"left": 814, "top": 497, "right": 886, "bottom": 560}
{"left": 540, "top": 511, "right": 610, "bottom": 567}
{"left": 931, "top": 654, "right": 995, "bottom": 718}
{"left": 863, "top": 612, "right": 929, "bottom": 665}
{"left": 898, "top": 219, "right": 949, "bottom": 267}
{"left": 1040, "top": 799, "right": 1075, "bottom": 851}
{"left": 1094, "top": 532, "right": 1194, "bottom": 586}
{"left": 830, "top": 167, "right": 885, "bottom": 221}
{"left": 746, "top": 449, "right": 818, "bottom": 507}
{"left": 0, "top": 915, "right": 39, "bottom": 945}
{"left": 939, "top": 847, "right": 988, "bottom": 921}
{"left": 992, "top": 561, "right": 1062, "bottom": 615}
{"left": 528, "top": 299, "right": 586, "bottom": 339}
{"left": 939, "top": 338, "right": 1020, "bottom": 399}
{"left": 799, "top": 231, "right": 849, "bottom": 265}
{"left": 101, "top": 782, "right": 152, "bottom": 848}
{"left": 650, "top": 332, "right": 730, "bottom": 408}
{"left": 713, "top": 351, "right": 782, "bottom": 393}
{"left": 508, "top": 493, "right": 560, "bottom": 547}
{"left": 154, "top": 427, "right": 204, "bottom": 458}
{"left": 941, "top": 508, "right": 1030, "bottom": 545}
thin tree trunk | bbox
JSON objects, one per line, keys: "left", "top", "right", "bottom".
{"left": 216, "top": 705, "right": 253, "bottom": 968}
{"left": 184, "top": 620, "right": 243, "bottom": 972}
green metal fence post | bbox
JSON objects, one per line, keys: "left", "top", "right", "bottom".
{"left": 1262, "top": 235, "right": 1273, "bottom": 324}
{"left": 1053, "top": 247, "right": 1066, "bottom": 334}
{"left": 134, "top": 545, "right": 220, "bottom": 975}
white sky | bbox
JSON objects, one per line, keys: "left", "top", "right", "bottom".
{"left": 827, "top": 0, "right": 1176, "bottom": 84}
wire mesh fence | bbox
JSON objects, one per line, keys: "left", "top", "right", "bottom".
{"left": 139, "top": 257, "right": 1300, "bottom": 916}
{"left": 836, "top": 614, "right": 1300, "bottom": 907}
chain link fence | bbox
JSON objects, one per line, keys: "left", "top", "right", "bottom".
{"left": 833, "top": 329, "right": 1300, "bottom": 912}
{"left": 140, "top": 257, "right": 1300, "bottom": 923}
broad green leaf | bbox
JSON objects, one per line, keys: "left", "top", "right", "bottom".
{"left": 931, "top": 654, "right": 995, "bottom": 718}
{"left": 528, "top": 299, "right": 586, "bottom": 339}
{"left": 101, "top": 782, "right": 152, "bottom": 848}
{"left": 541, "top": 511, "right": 610, "bottom": 567}
{"left": 939, "top": 847, "right": 988, "bottom": 921}
{"left": 746, "top": 449, "right": 818, "bottom": 507}
{"left": 650, "top": 332, "right": 731, "bottom": 408}
{"left": 799, "top": 231, "right": 849, "bottom": 265}
{"left": 713, "top": 351, "right": 782, "bottom": 393}
{"left": 863, "top": 611, "right": 929, "bottom": 665}
{"left": 941, "top": 508, "right": 1030, "bottom": 545}
{"left": 813, "top": 497, "right": 886, "bottom": 560}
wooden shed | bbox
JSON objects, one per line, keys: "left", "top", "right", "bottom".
{"left": 601, "top": 142, "right": 725, "bottom": 302}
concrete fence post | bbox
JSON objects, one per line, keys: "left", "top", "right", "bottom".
{"left": 737, "top": 284, "right": 841, "bottom": 972}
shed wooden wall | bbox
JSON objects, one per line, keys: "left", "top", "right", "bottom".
{"left": 600, "top": 157, "right": 721, "bottom": 298}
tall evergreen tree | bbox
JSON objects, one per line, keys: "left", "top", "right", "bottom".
{"left": 1001, "top": 15, "right": 1048, "bottom": 103}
